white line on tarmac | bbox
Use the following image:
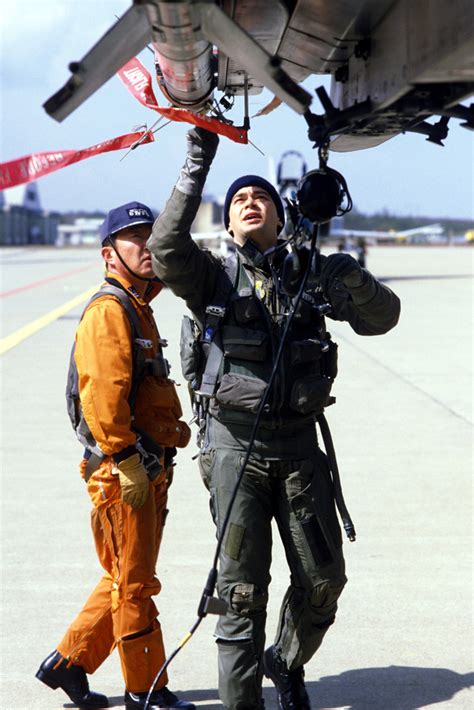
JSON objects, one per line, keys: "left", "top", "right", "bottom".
{"left": 0, "top": 285, "right": 99, "bottom": 355}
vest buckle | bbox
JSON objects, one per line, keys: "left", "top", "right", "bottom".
{"left": 205, "top": 305, "right": 226, "bottom": 318}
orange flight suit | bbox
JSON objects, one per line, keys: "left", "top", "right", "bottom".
{"left": 57, "top": 273, "right": 190, "bottom": 693}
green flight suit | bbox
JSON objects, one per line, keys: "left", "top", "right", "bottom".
{"left": 148, "top": 187, "right": 400, "bottom": 710}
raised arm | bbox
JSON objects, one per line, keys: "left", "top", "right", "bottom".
{"left": 320, "top": 252, "right": 401, "bottom": 335}
{"left": 147, "top": 127, "right": 223, "bottom": 316}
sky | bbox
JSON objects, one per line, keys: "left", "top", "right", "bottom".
{"left": 1, "top": 0, "right": 473, "bottom": 220}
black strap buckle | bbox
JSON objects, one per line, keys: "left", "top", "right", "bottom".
{"left": 205, "top": 305, "right": 226, "bottom": 318}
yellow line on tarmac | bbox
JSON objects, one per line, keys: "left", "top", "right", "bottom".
{"left": 0, "top": 285, "right": 99, "bottom": 356}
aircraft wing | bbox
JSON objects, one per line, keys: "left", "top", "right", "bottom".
{"left": 44, "top": 0, "right": 474, "bottom": 150}
{"left": 44, "top": 4, "right": 152, "bottom": 121}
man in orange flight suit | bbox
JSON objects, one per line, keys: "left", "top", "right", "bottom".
{"left": 36, "top": 202, "right": 195, "bottom": 710}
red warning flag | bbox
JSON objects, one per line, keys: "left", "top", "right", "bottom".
{"left": 117, "top": 58, "right": 248, "bottom": 144}
{"left": 0, "top": 130, "right": 155, "bottom": 191}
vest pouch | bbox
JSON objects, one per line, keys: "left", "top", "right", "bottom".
{"left": 232, "top": 290, "right": 262, "bottom": 324}
{"left": 291, "top": 338, "right": 323, "bottom": 365}
{"left": 215, "top": 373, "right": 267, "bottom": 413}
{"left": 223, "top": 326, "right": 267, "bottom": 362}
{"left": 180, "top": 315, "right": 201, "bottom": 384}
{"left": 290, "top": 374, "right": 333, "bottom": 415}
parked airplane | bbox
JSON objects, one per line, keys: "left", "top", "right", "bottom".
{"left": 330, "top": 222, "right": 445, "bottom": 244}
{"left": 189, "top": 230, "right": 234, "bottom": 256}
{"left": 44, "top": 0, "right": 474, "bottom": 152}
{"left": 271, "top": 150, "right": 448, "bottom": 244}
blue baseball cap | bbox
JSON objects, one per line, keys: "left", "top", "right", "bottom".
{"left": 100, "top": 201, "right": 155, "bottom": 244}
{"left": 223, "top": 175, "right": 285, "bottom": 234}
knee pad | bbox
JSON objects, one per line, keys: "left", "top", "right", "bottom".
{"left": 230, "top": 582, "right": 268, "bottom": 616}
{"left": 310, "top": 575, "right": 347, "bottom": 628}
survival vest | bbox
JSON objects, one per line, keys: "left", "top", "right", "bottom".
{"left": 66, "top": 281, "right": 169, "bottom": 473}
{"left": 180, "top": 252, "right": 338, "bottom": 439}
{"left": 180, "top": 252, "right": 356, "bottom": 541}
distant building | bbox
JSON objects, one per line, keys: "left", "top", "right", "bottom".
{"left": 57, "top": 217, "right": 104, "bottom": 246}
{"left": 0, "top": 182, "right": 60, "bottom": 246}
{"left": 59, "top": 196, "right": 223, "bottom": 245}
{"left": 191, "top": 194, "right": 223, "bottom": 232}
{"left": 189, "top": 194, "right": 234, "bottom": 256}
{"left": 0, "top": 186, "right": 225, "bottom": 248}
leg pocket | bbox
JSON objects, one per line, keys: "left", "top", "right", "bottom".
{"left": 90, "top": 499, "right": 123, "bottom": 581}
{"left": 88, "top": 465, "right": 124, "bottom": 578}
{"left": 87, "top": 463, "right": 121, "bottom": 509}
{"left": 288, "top": 455, "right": 342, "bottom": 570}
{"left": 290, "top": 481, "right": 336, "bottom": 568}
{"left": 117, "top": 626, "right": 166, "bottom": 693}
{"left": 199, "top": 449, "right": 220, "bottom": 527}
{"left": 198, "top": 449, "right": 216, "bottom": 491}
{"left": 311, "top": 450, "right": 343, "bottom": 550}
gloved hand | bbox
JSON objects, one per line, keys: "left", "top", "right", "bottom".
{"left": 176, "top": 127, "right": 220, "bottom": 197}
{"left": 319, "top": 252, "right": 364, "bottom": 293}
{"left": 116, "top": 453, "right": 149, "bottom": 508}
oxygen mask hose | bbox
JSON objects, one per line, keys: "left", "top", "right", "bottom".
{"left": 144, "top": 225, "right": 321, "bottom": 709}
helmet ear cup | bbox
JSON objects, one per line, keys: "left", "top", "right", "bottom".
{"left": 296, "top": 168, "right": 351, "bottom": 223}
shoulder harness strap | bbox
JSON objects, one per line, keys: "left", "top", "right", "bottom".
{"left": 98, "top": 280, "right": 147, "bottom": 412}
{"left": 93, "top": 280, "right": 144, "bottom": 339}
{"left": 197, "top": 254, "right": 238, "bottom": 398}
{"left": 67, "top": 281, "right": 148, "bottom": 455}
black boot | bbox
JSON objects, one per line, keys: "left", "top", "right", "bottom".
{"left": 263, "top": 646, "right": 310, "bottom": 710}
{"left": 36, "top": 650, "right": 109, "bottom": 709}
{"left": 125, "top": 687, "right": 196, "bottom": 709}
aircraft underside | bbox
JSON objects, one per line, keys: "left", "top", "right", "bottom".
{"left": 44, "top": 0, "right": 474, "bottom": 151}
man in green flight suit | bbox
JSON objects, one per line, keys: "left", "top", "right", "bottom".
{"left": 147, "top": 127, "right": 401, "bottom": 710}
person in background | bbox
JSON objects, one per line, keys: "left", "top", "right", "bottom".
{"left": 356, "top": 237, "right": 368, "bottom": 268}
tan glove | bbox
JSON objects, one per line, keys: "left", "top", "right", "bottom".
{"left": 116, "top": 453, "right": 149, "bottom": 508}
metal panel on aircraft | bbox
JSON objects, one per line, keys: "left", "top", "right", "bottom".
{"left": 217, "top": 0, "right": 290, "bottom": 93}
{"left": 406, "top": 0, "right": 474, "bottom": 83}
{"left": 277, "top": 0, "right": 396, "bottom": 74}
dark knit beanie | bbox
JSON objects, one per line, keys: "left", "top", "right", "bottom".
{"left": 223, "top": 175, "right": 285, "bottom": 233}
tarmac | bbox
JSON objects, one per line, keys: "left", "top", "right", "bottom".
{"left": 0, "top": 244, "right": 472, "bottom": 710}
